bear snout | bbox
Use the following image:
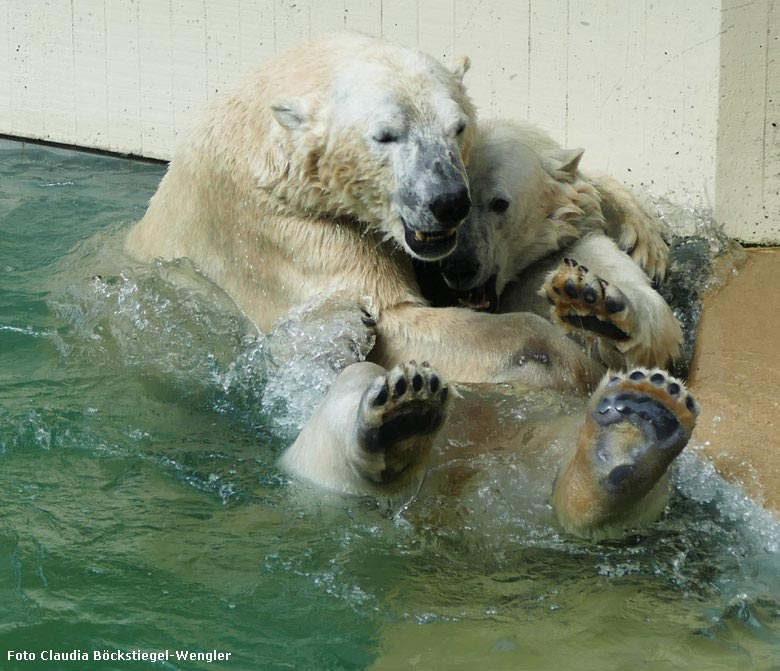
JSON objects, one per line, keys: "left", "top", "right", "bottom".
{"left": 428, "top": 185, "right": 471, "bottom": 228}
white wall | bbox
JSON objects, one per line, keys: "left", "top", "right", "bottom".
{"left": 716, "top": 0, "right": 780, "bottom": 243}
{"left": 0, "top": 0, "right": 777, "bottom": 243}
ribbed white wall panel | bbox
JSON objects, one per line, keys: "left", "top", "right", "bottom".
{"left": 0, "top": 0, "right": 776, "bottom": 242}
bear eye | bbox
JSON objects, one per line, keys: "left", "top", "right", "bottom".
{"left": 489, "top": 197, "right": 510, "bottom": 214}
{"left": 374, "top": 129, "right": 400, "bottom": 144}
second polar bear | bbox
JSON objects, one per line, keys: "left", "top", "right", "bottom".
{"left": 421, "top": 119, "right": 682, "bottom": 370}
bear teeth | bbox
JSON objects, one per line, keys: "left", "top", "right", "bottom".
{"left": 414, "top": 229, "right": 457, "bottom": 243}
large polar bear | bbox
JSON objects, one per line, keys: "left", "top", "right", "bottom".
{"left": 126, "top": 34, "right": 697, "bottom": 538}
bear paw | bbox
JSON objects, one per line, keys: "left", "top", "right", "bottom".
{"left": 592, "top": 368, "right": 699, "bottom": 494}
{"left": 354, "top": 361, "right": 449, "bottom": 487}
{"left": 615, "top": 214, "right": 669, "bottom": 286}
{"left": 542, "top": 258, "right": 637, "bottom": 344}
{"left": 552, "top": 367, "right": 698, "bottom": 537}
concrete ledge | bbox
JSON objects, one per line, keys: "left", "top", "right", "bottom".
{"left": 689, "top": 248, "right": 780, "bottom": 509}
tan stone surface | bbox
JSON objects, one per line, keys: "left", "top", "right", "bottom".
{"left": 689, "top": 248, "right": 780, "bottom": 508}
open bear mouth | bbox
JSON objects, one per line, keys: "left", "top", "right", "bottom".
{"left": 412, "top": 263, "right": 499, "bottom": 313}
{"left": 402, "top": 220, "right": 458, "bottom": 259}
{"left": 454, "top": 274, "right": 499, "bottom": 313}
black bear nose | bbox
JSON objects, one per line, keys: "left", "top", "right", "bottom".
{"left": 429, "top": 186, "right": 471, "bottom": 227}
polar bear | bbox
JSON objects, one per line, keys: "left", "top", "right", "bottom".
{"left": 125, "top": 35, "right": 695, "bottom": 537}
{"left": 419, "top": 119, "right": 682, "bottom": 369}
{"left": 125, "top": 34, "right": 659, "bottom": 389}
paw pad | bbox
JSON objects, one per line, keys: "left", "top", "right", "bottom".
{"left": 541, "top": 258, "right": 635, "bottom": 343}
{"left": 371, "top": 382, "right": 389, "bottom": 407}
{"left": 412, "top": 373, "right": 423, "bottom": 392}
{"left": 365, "top": 362, "right": 449, "bottom": 414}
{"left": 597, "top": 367, "right": 700, "bottom": 432}
{"left": 357, "top": 362, "right": 451, "bottom": 483}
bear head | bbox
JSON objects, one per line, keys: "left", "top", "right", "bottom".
{"left": 435, "top": 120, "right": 605, "bottom": 310}
{"left": 270, "top": 37, "right": 476, "bottom": 262}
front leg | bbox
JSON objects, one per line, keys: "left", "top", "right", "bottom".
{"left": 370, "top": 304, "right": 604, "bottom": 391}
{"left": 552, "top": 368, "right": 699, "bottom": 539}
{"left": 279, "top": 361, "right": 449, "bottom": 501}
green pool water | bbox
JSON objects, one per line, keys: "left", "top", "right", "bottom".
{"left": 1, "top": 140, "right": 779, "bottom": 671}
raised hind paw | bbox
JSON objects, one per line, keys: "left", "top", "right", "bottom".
{"left": 552, "top": 368, "right": 699, "bottom": 538}
{"left": 593, "top": 368, "right": 699, "bottom": 487}
{"left": 354, "top": 362, "right": 449, "bottom": 489}
{"left": 541, "top": 258, "right": 637, "bottom": 343}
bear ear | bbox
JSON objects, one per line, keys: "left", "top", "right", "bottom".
{"left": 450, "top": 55, "right": 471, "bottom": 82}
{"left": 271, "top": 98, "right": 309, "bottom": 131}
{"left": 543, "top": 147, "right": 585, "bottom": 181}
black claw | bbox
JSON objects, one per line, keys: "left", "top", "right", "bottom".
{"left": 373, "top": 383, "right": 389, "bottom": 407}
{"left": 650, "top": 373, "right": 665, "bottom": 385}
{"left": 563, "top": 257, "right": 576, "bottom": 266}
{"left": 605, "top": 297, "right": 625, "bottom": 313}
{"left": 579, "top": 265, "right": 589, "bottom": 273}
{"left": 564, "top": 279, "right": 579, "bottom": 299}
{"left": 686, "top": 395, "right": 697, "bottom": 412}
{"left": 394, "top": 376, "right": 408, "bottom": 398}
{"left": 412, "top": 373, "right": 423, "bottom": 392}
{"left": 583, "top": 286, "right": 598, "bottom": 304}
{"left": 440, "top": 386, "right": 449, "bottom": 403}
{"left": 547, "top": 295, "right": 555, "bottom": 305}
{"left": 429, "top": 375, "right": 440, "bottom": 394}
{"left": 361, "top": 316, "right": 377, "bottom": 327}
{"left": 668, "top": 382, "right": 681, "bottom": 396}
{"left": 608, "top": 375, "right": 621, "bottom": 386}
{"left": 421, "top": 361, "right": 431, "bottom": 368}
{"left": 629, "top": 371, "right": 646, "bottom": 380}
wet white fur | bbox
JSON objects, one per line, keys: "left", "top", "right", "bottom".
{"left": 280, "top": 362, "right": 389, "bottom": 496}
